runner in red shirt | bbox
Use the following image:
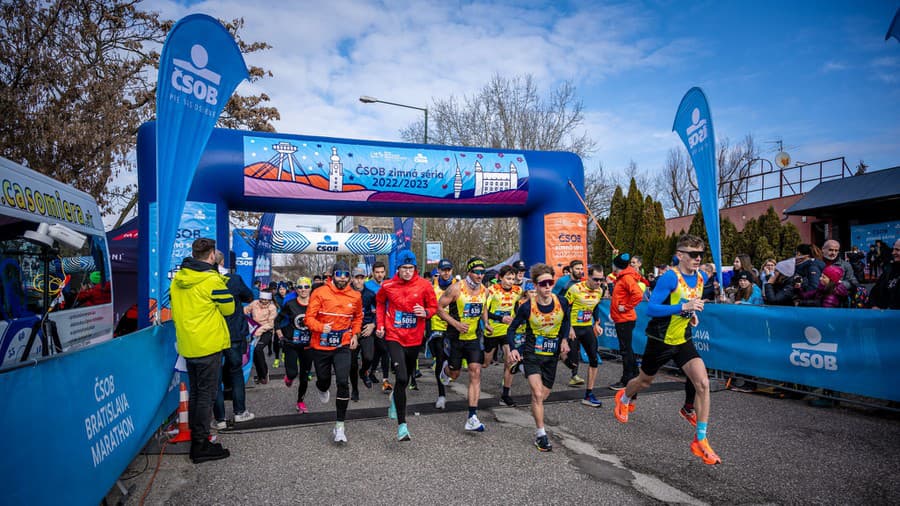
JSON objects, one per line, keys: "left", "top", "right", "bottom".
{"left": 375, "top": 250, "right": 437, "bottom": 441}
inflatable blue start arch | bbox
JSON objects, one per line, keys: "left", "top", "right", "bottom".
{"left": 136, "top": 123, "right": 587, "bottom": 323}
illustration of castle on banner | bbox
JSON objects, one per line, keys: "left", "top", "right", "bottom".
{"left": 242, "top": 137, "right": 529, "bottom": 204}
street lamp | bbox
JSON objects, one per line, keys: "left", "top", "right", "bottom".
{"left": 359, "top": 95, "right": 430, "bottom": 264}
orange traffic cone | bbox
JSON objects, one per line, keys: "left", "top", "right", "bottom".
{"left": 168, "top": 382, "right": 191, "bottom": 443}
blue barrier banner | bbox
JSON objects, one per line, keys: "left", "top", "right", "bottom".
{"left": 155, "top": 14, "right": 248, "bottom": 309}
{"left": 596, "top": 300, "right": 900, "bottom": 401}
{"left": 0, "top": 324, "right": 179, "bottom": 504}
{"left": 673, "top": 87, "right": 723, "bottom": 286}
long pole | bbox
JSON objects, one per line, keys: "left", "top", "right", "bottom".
{"left": 567, "top": 180, "right": 615, "bottom": 250}
{"left": 422, "top": 109, "right": 428, "bottom": 266}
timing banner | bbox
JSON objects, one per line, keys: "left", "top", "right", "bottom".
{"left": 242, "top": 136, "right": 529, "bottom": 205}
{"left": 595, "top": 300, "right": 900, "bottom": 401}
{"left": 0, "top": 324, "right": 180, "bottom": 504}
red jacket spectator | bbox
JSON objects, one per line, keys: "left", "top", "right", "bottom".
{"left": 376, "top": 269, "right": 438, "bottom": 347}
{"left": 611, "top": 266, "right": 644, "bottom": 323}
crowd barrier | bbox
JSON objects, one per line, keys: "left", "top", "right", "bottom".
{"left": 595, "top": 300, "right": 900, "bottom": 402}
{"left": 1, "top": 324, "right": 180, "bottom": 505}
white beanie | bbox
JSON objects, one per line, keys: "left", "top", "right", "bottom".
{"left": 259, "top": 291, "right": 273, "bottom": 300}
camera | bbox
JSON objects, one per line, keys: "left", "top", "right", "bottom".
{"left": 23, "top": 222, "right": 87, "bottom": 249}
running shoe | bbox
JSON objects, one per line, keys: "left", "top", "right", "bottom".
{"left": 534, "top": 435, "right": 552, "bottom": 452}
{"left": 413, "top": 368, "right": 423, "bottom": 379}
{"left": 613, "top": 389, "right": 630, "bottom": 423}
{"left": 461, "top": 359, "right": 468, "bottom": 369}
{"left": 409, "top": 379, "right": 418, "bottom": 391}
{"left": 690, "top": 437, "right": 721, "bottom": 465}
{"left": 508, "top": 360, "right": 522, "bottom": 375}
{"left": 234, "top": 411, "right": 255, "bottom": 423}
{"left": 351, "top": 390, "right": 359, "bottom": 402}
{"left": 272, "top": 358, "right": 281, "bottom": 368}
{"left": 318, "top": 388, "right": 330, "bottom": 404}
{"left": 608, "top": 381, "right": 626, "bottom": 391}
{"left": 297, "top": 401, "right": 308, "bottom": 414}
{"left": 581, "top": 392, "right": 603, "bottom": 408}
{"left": 679, "top": 407, "right": 697, "bottom": 427}
{"left": 439, "top": 361, "right": 451, "bottom": 386}
{"left": 500, "top": 394, "right": 516, "bottom": 407}
{"left": 465, "top": 415, "right": 485, "bottom": 432}
{"left": 333, "top": 425, "right": 347, "bottom": 444}
{"left": 568, "top": 375, "right": 585, "bottom": 387}
{"left": 361, "top": 372, "right": 373, "bottom": 389}
{"left": 388, "top": 393, "right": 397, "bottom": 420}
{"left": 284, "top": 376, "right": 293, "bottom": 387}
{"left": 435, "top": 396, "right": 446, "bottom": 410}
{"left": 382, "top": 379, "right": 393, "bottom": 393}
{"left": 397, "top": 423, "right": 411, "bottom": 442}
{"left": 211, "top": 419, "right": 226, "bottom": 430}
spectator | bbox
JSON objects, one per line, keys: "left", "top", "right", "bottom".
{"left": 733, "top": 271, "right": 763, "bottom": 305}
{"left": 821, "top": 240, "right": 859, "bottom": 294}
{"left": 794, "top": 244, "right": 825, "bottom": 293}
{"left": 877, "top": 240, "right": 893, "bottom": 275}
{"left": 759, "top": 258, "right": 777, "bottom": 286}
{"left": 170, "top": 237, "right": 233, "bottom": 464}
{"left": 870, "top": 239, "right": 900, "bottom": 310}
{"left": 764, "top": 259, "right": 797, "bottom": 306}
{"left": 846, "top": 246, "right": 866, "bottom": 283}
{"left": 76, "top": 270, "right": 111, "bottom": 307}
{"left": 699, "top": 263, "right": 719, "bottom": 301}
{"left": 798, "top": 265, "right": 849, "bottom": 308}
{"left": 728, "top": 254, "right": 760, "bottom": 289}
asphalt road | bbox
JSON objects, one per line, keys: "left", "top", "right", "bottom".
{"left": 112, "top": 355, "right": 900, "bottom": 505}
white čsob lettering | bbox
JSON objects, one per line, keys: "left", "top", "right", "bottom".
{"left": 789, "top": 350, "right": 838, "bottom": 371}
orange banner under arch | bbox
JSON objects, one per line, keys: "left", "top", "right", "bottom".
{"left": 544, "top": 212, "right": 588, "bottom": 277}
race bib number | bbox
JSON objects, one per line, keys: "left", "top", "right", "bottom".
{"left": 462, "top": 302, "right": 483, "bottom": 318}
{"left": 319, "top": 329, "right": 346, "bottom": 348}
{"left": 493, "top": 310, "right": 511, "bottom": 318}
{"left": 293, "top": 328, "right": 311, "bottom": 346}
{"left": 394, "top": 311, "right": 417, "bottom": 329}
{"left": 513, "top": 333, "right": 525, "bottom": 349}
{"left": 576, "top": 310, "right": 593, "bottom": 323}
{"left": 534, "top": 335, "right": 559, "bottom": 355}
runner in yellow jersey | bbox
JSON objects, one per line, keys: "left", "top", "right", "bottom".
{"left": 507, "top": 263, "right": 571, "bottom": 452}
{"left": 564, "top": 265, "right": 606, "bottom": 407}
{"left": 482, "top": 265, "right": 524, "bottom": 407}
{"left": 437, "top": 257, "right": 489, "bottom": 432}
{"left": 427, "top": 259, "right": 455, "bottom": 409}
{"left": 613, "top": 234, "right": 721, "bottom": 465}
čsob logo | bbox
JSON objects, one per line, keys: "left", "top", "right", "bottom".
{"left": 789, "top": 326, "right": 838, "bottom": 371}
{"left": 236, "top": 251, "right": 252, "bottom": 266}
{"left": 685, "top": 108, "right": 708, "bottom": 149}
{"left": 316, "top": 235, "right": 339, "bottom": 252}
{"left": 171, "top": 44, "right": 221, "bottom": 105}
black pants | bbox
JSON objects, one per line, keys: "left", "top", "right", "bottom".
{"left": 356, "top": 332, "right": 376, "bottom": 382}
{"left": 252, "top": 330, "right": 273, "bottom": 380}
{"left": 185, "top": 352, "right": 221, "bottom": 445}
{"left": 371, "top": 336, "right": 390, "bottom": 378}
{"left": 573, "top": 325, "right": 598, "bottom": 368}
{"left": 283, "top": 342, "right": 314, "bottom": 402}
{"left": 387, "top": 341, "right": 420, "bottom": 424}
{"left": 427, "top": 331, "right": 447, "bottom": 397}
{"left": 614, "top": 320, "right": 638, "bottom": 384}
{"left": 313, "top": 348, "right": 351, "bottom": 422}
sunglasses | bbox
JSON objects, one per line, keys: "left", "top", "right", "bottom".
{"left": 333, "top": 271, "right": 350, "bottom": 278}
{"left": 591, "top": 277, "right": 604, "bottom": 282}
{"left": 678, "top": 250, "right": 704, "bottom": 259}
{"left": 537, "top": 279, "right": 554, "bottom": 288}
{"left": 297, "top": 285, "right": 311, "bottom": 289}
{"left": 470, "top": 269, "right": 486, "bottom": 275}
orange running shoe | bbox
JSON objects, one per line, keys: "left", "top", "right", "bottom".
{"left": 679, "top": 407, "right": 697, "bottom": 427}
{"left": 690, "top": 437, "right": 722, "bottom": 465}
{"left": 629, "top": 402, "right": 636, "bottom": 413}
{"left": 614, "top": 389, "right": 630, "bottom": 423}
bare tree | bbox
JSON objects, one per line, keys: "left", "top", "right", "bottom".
{"left": 659, "top": 147, "right": 695, "bottom": 217}
{"left": 717, "top": 134, "right": 759, "bottom": 207}
{"left": 0, "top": 1, "right": 279, "bottom": 219}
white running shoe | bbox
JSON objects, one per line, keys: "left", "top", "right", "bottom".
{"left": 210, "top": 420, "right": 226, "bottom": 430}
{"left": 435, "top": 396, "right": 446, "bottom": 410}
{"left": 465, "top": 415, "right": 485, "bottom": 432}
{"left": 234, "top": 411, "right": 255, "bottom": 423}
{"left": 439, "top": 361, "right": 451, "bottom": 386}
{"left": 318, "top": 388, "right": 330, "bottom": 404}
{"left": 333, "top": 425, "right": 347, "bottom": 443}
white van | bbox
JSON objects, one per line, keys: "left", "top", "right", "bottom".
{"left": 0, "top": 156, "right": 113, "bottom": 368}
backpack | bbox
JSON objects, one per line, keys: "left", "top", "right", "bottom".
{"left": 849, "top": 286, "right": 869, "bottom": 309}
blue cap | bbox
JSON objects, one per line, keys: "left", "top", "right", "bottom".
{"left": 438, "top": 258, "right": 453, "bottom": 270}
{"left": 397, "top": 250, "right": 417, "bottom": 267}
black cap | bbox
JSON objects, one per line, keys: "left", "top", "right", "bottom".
{"left": 613, "top": 253, "right": 631, "bottom": 269}
{"left": 438, "top": 258, "right": 453, "bottom": 270}
{"left": 466, "top": 257, "right": 486, "bottom": 272}
{"left": 332, "top": 260, "right": 350, "bottom": 274}
{"left": 512, "top": 259, "right": 526, "bottom": 271}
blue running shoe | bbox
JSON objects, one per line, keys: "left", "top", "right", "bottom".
{"left": 581, "top": 392, "right": 602, "bottom": 408}
{"left": 397, "top": 423, "right": 411, "bottom": 441}
{"left": 388, "top": 392, "right": 397, "bottom": 420}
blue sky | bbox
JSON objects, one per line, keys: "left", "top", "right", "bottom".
{"left": 139, "top": 0, "right": 899, "bottom": 231}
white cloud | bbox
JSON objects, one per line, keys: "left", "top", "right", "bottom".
{"left": 822, "top": 61, "right": 848, "bottom": 72}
